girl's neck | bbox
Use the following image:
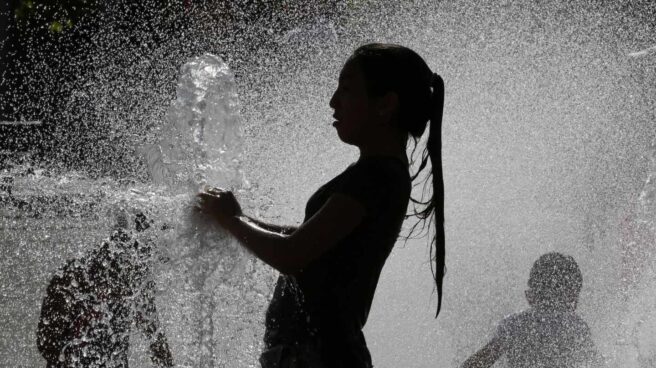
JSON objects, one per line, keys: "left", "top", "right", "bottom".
{"left": 358, "top": 143, "right": 408, "bottom": 166}
{"left": 357, "top": 128, "right": 408, "bottom": 165}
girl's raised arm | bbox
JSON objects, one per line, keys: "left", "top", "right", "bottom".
{"left": 199, "top": 191, "right": 364, "bottom": 274}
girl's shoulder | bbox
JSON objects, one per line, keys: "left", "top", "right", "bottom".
{"left": 350, "top": 156, "right": 409, "bottom": 179}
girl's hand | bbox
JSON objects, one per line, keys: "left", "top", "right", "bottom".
{"left": 197, "top": 187, "right": 242, "bottom": 227}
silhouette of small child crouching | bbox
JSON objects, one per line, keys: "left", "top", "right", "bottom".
{"left": 461, "top": 252, "right": 606, "bottom": 368}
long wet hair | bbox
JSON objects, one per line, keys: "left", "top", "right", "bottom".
{"left": 348, "top": 43, "right": 446, "bottom": 317}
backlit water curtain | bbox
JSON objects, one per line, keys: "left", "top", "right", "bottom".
{"left": 1, "top": 1, "right": 656, "bottom": 367}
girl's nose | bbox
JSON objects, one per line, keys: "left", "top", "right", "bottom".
{"left": 329, "top": 90, "right": 338, "bottom": 109}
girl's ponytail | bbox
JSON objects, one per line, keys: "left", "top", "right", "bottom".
{"left": 428, "top": 73, "right": 445, "bottom": 317}
{"left": 349, "top": 43, "right": 446, "bottom": 318}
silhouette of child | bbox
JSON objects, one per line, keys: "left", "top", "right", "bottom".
{"left": 198, "top": 43, "right": 447, "bottom": 368}
{"left": 37, "top": 213, "right": 173, "bottom": 368}
{"left": 461, "top": 252, "right": 605, "bottom": 368}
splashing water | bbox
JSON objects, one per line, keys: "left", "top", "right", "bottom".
{"left": 141, "top": 53, "right": 244, "bottom": 192}
{"left": 0, "top": 53, "right": 266, "bottom": 368}
{"left": 2, "top": 1, "right": 656, "bottom": 367}
{"left": 603, "top": 146, "right": 656, "bottom": 366}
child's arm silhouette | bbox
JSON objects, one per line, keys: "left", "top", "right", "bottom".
{"left": 243, "top": 216, "right": 298, "bottom": 235}
{"left": 461, "top": 336, "right": 504, "bottom": 368}
{"left": 583, "top": 339, "right": 607, "bottom": 368}
{"left": 136, "top": 280, "right": 173, "bottom": 367}
{"left": 199, "top": 189, "right": 365, "bottom": 274}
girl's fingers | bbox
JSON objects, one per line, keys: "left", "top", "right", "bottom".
{"left": 195, "top": 197, "right": 204, "bottom": 208}
{"left": 196, "top": 194, "right": 212, "bottom": 211}
{"left": 207, "top": 187, "right": 226, "bottom": 195}
{"left": 198, "top": 192, "right": 219, "bottom": 201}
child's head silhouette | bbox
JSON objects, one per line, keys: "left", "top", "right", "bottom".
{"left": 526, "top": 252, "right": 583, "bottom": 311}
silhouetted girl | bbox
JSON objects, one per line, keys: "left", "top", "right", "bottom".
{"left": 198, "top": 43, "right": 445, "bottom": 368}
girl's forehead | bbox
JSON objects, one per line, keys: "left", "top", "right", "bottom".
{"left": 339, "top": 61, "right": 362, "bottom": 81}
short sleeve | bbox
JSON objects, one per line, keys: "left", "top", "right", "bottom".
{"left": 494, "top": 314, "right": 517, "bottom": 351}
{"left": 574, "top": 321, "right": 604, "bottom": 365}
{"left": 335, "top": 161, "right": 391, "bottom": 215}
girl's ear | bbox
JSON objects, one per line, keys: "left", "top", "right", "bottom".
{"left": 525, "top": 289, "right": 535, "bottom": 306}
{"left": 377, "top": 91, "right": 399, "bottom": 123}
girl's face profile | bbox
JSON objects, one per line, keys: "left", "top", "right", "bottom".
{"left": 329, "top": 60, "right": 377, "bottom": 146}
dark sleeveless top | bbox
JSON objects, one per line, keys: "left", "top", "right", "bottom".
{"left": 263, "top": 156, "right": 411, "bottom": 367}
